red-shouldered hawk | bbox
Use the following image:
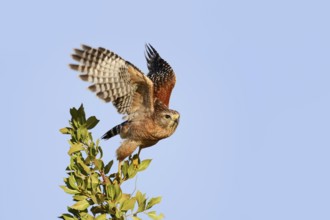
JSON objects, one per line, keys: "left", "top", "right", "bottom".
{"left": 69, "top": 44, "right": 180, "bottom": 162}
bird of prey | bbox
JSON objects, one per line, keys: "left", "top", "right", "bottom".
{"left": 69, "top": 44, "right": 180, "bottom": 164}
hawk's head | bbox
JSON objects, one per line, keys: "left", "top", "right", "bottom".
{"left": 156, "top": 109, "right": 180, "bottom": 135}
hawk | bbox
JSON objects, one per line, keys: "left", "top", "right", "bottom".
{"left": 69, "top": 44, "right": 180, "bottom": 163}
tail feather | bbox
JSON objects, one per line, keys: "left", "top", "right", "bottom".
{"left": 102, "top": 121, "right": 126, "bottom": 140}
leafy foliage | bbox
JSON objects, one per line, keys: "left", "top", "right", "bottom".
{"left": 59, "top": 105, "right": 164, "bottom": 220}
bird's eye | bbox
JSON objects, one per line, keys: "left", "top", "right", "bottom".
{"left": 165, "top": 114, "right": 171, "bottom": 119}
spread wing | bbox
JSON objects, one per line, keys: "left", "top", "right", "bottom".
{"left": 145, "top": 44, "right": 176, "bottom": 107}
{"left": 69, "top": 45, "right": 154, "bottom": 116}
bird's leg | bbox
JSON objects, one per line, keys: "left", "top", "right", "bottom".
{"left": 116, "top": 140, "right": 139, "bottom": 179}
{"left": 116, "top": 140, "right": 139, "bottom": 162}
{"left": 118, "top": 160, "right": 123, "bottom": 177}
{"left": 137, "top": 147, "right": 142, "bottom": 159}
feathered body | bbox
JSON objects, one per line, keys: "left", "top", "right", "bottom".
{"left": 70, "top": 44, "right": 179, "bottom": 161}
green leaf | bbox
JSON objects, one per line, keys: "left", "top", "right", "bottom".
{"left": 71, "top": 104, "right": 86, "bottom": 126}
{"left": 114, "top": 183, "right": 122, "bottom": 200}
{"left": 59, "top": 213, "right": 76, "bottom": 220}
{"left": 104, "top": 160, "right": 113, "bottom": 174}
{"left": 73, "top": 195, "right": 88, "bottom": 201}
{"left": 135, "top": 191, "right": 145, "bottom": 203}
{"left": 85, "top": 116, "right": 99, "bottom": 130}
{"left": 128, "top": 163, "right": 138, "bottom": 179}
{"left": 90, "top": 195, "right": 98, "bottom": 204}
{"left": 74, "top": 175, "right": 85, "bottom": 189}
{"left": 138, "top": 159, "right": 152, "bottom": 172}
{"left": 60, "top": 185, "right": 79, "bottom": 194}
{"left": 77, "top": 157, "right": 91, "bottom": 174}
{"left": 146, "top": 197, "right": 162, "bottom": 210}
{"left": 132, "top": 216, "right": 142, "bottom": 220}
{"left": 68, "top": 143, "right": 84, "bottom": 155}
{"left": 67, "top": 206, "right": 80, "bottom": 217}
{"left": 89, "top": 146, "right": 98, "bottom": 158}
{"left": 94, "top": 214, "right": 106, "bottom": 220}
{"left": 90, "top": 173, "right": 100, "bottom": 193}
{"left": 147, "top": 211, "right": 164, "bottom": 220}
{"left": 91, "top": 194, "right": 104, "bottom": 206}
{"left": 90, "top": 206, "right": 106, "bottom": 215}
{"left": 97, "top": 145, "right": 103, "bottom": 159}
{"left": 70, "top": 107, "right": 78, "bottom": 122}
{"left": 136, "top": 191, "right": 147, "bottom": 213}
{"left": 68, "top": 156, "right": 76, "bottom": 171}
{"left": 115, "top": 208, "right": 122, "bottom": 219}
{"left": 118, "top": 193, "right": 130, "bottom": 204}
{"left": 60, "top": 127, "right": 72, "bottom": 134}
{"left": 121, "top": 198, "right": 136, "bottom": 211}
{"left": 68, "top": 175, "right": 78, "bottom": 190}
{"left": 77, "top": 127, "right": 89, "bottom": 142}
{"left": 106, "top": 184, "right": 115, "bottom": 200}
{"left": 106, "top": 201, "right": 116, "bottom": 215}
{"left": 121, "top": 161, "right": 129, "bottom": 178}
{"left": 77, "top": 104, "right": 86, "bottom": 123}
{"left": 70, "top": 199, "right": 90, "bottom": 211}
{"left": 96, "top": 193, "right": 105, "bottom": 203}
{"left": 93, "top": 159, "right": 104, "bottom": 171}
{"left": 80, "top": 212, "right": 93, "bottom": 220}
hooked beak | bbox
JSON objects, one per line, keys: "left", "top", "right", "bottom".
{"left": 173, "top": 114, "right": 180, "bottom": 124}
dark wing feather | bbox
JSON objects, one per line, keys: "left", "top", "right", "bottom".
{"left": 70, "top": 45, "right": 154, "bottom": 116}
{"left": 145, "top": 44, "right": 176, "bottom": 107}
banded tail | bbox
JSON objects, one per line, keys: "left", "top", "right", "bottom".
{"left": 102, "top": 121, "right": 127, "bottom": 140}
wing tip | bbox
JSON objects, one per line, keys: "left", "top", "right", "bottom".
{"left": 79, "top": 74, "right": 89, "bottom": 81}
{"left": 69, "top": 64, "right": 78, "bottom": 71}
{"left": 71, "top": 54, "right": 81, "bottom": 62}
{"left": 81, "top": 44, "right": 91, "bottom": 50}
{"left": 88, "top": 85, "right": 96, "bottom": 92}
{"left": 145, "top": 43, "right": 158, "bottom": 60}
{"left": 74, "top": 48, "right": 83, "bottom": 56}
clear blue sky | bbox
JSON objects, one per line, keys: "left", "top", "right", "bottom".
{"left": 1, "top": 0, "right": 330, "bottom": 219}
